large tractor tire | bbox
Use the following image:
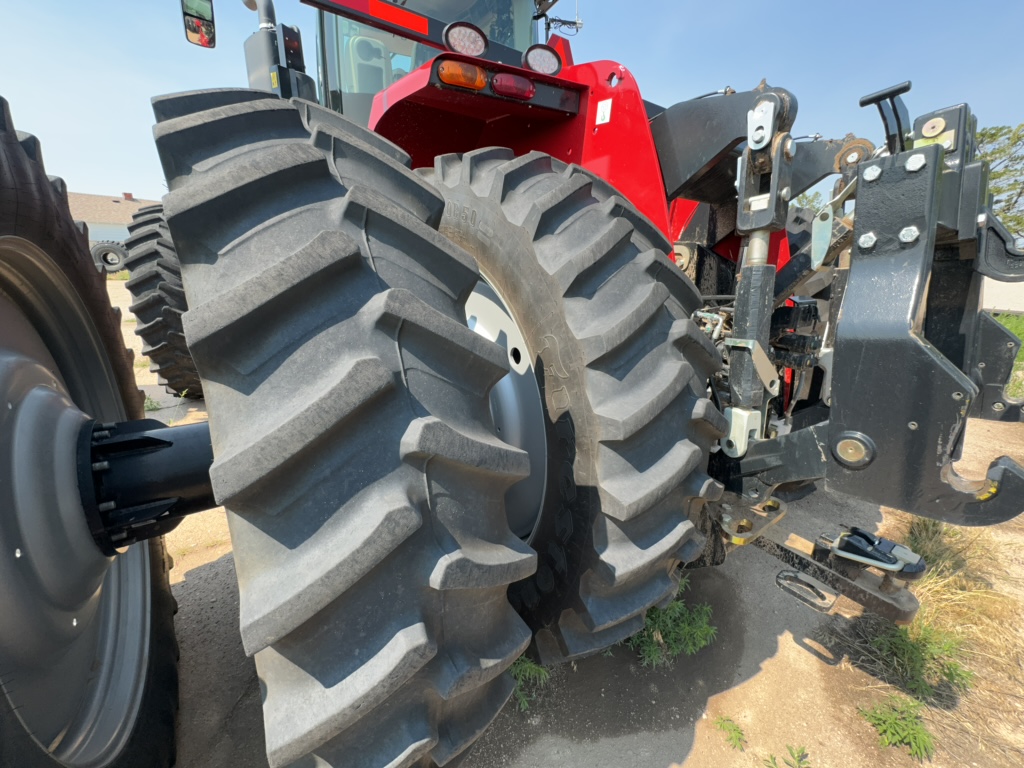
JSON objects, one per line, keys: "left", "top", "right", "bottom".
{"left": 0, "top": 97, "right": 178, "bottom": 767}
{"left": 423, "top": 149, "right": 727, "bottom": 663}
{"left": 124, "top": 205, "right": 203, "bottom": 398}
{"left": 153, "top": 89, "right": 536, "bottom": 768}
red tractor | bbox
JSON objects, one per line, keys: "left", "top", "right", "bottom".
{"left": 1, "top": 1, "right": 1021, "bottom": 767}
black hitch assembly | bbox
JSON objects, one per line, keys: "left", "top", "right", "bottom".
{"left": 752, "top": 524, "right": 925, "bottom": 624}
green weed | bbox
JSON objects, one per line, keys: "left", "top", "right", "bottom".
{"left": 143, "top": 395, "right": 162, "bottom": 411}
{"left": 868, "top": 622, "right": 973, "bottom": 700}
{"left": 762, "top": 745, "right": 811, "bottom": 768}
{"left": 861, "top": 696, "right": 935, "bottom": 761}
{"left": 106, "top": 270, "right": 130, "bottom": 281}
{"left": 627, "top": 576, "right": 716, "bottom": 668}
{"left": 995, "top": 313, "right": 1024, "bottom": 398}
{"left": 713, "top": 716, "right": 746, "bottom": 751}
{"left": 509, "top": 656, "right": 549, "bottom": 712}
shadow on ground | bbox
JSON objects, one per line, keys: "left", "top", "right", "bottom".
{"left": 459, "top": 490, "right": 885, "bottom": 768}
{"left": 170, "top": 490, "right": 887, "bottom": 768}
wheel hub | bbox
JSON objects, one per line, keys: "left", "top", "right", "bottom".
{"left": 0, "top": 236, "right": 150, "bottom": 767}
{"left": 465, "top": 280, "right": 548, "bottom": 541}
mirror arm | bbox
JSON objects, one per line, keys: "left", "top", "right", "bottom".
{"left": 255, "top": 0, "right": 277, "bottom": 29}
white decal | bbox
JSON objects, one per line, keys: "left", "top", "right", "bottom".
{"left": 596, "top": 98, "right": 613, "bottom": 126}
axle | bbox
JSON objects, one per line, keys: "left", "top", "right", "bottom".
{"left": 78, "top": 419, "right": 215, "bottom": 555}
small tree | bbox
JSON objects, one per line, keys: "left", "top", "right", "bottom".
{"left": 977, "top": 123, "right": 1024, "bottom": 241}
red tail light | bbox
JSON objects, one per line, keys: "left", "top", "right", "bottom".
{"left": 491, "top": 73, "right": 536, "bottom": 101}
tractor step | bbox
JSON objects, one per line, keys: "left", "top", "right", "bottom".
{"left": 752, "top": 525, "right": 924, "bottom": 625}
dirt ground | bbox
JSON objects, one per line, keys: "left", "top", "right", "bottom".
{"left": 108, "top": 281, "right": 1024, "bottom": 768}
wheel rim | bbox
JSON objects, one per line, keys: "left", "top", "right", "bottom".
{"left": 0, "top": 235, "right": 150, "bottom": 768}
{"left": 465, "top": 279, "right": 547, "bottom": 541}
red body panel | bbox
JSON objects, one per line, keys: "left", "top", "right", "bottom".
{"left": 370, "top": 55, "right": 672, "bottom": 237}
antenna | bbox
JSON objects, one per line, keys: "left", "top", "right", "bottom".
{"left": 544, "top": 0, "right": 584, "bottom": 37}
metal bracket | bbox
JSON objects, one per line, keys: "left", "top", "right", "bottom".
{"left": 722, "top": 406, "right": 763, "bottom": 458}
{"left": 830, "top": 142, "right": 1024, "bottom": 525}
{"left": 747, "top": 99, "right": 776, "bottom": 151}
{"left": 811, "top": 177, "right": 858, "bottom": 269}
{"left": 719, "top": 497, "right": 787, "bottom": 545}
{"left": 724, "top": 338, "right": 780, "bottom": 396}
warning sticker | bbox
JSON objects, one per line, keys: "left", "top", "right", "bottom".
{"left": 596, "top": 98, "right": 612, "bottom": 126}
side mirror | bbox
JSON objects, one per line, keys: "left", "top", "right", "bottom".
{"left": 181, "top": 0, "right": 216, "bottom": 48}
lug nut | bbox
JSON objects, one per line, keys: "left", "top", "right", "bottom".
{"left": 858, "top": 232, "right": 878, "bottom": 250}
{"left": 863, "top": 165, "right": 882, "bottom": 182}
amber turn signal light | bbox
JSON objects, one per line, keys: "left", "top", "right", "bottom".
{"left": 438, "top": 61, "right": 488, "bottom": 91}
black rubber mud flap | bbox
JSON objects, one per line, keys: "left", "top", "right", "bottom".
{"left": 153, "top": 89, "right": 536, "bottom": 768}
{"left": 0, "top": 95, "right": 178, "bottom": 768}
{"left": 424, "top": 148, "right": 728, "bottom": 664}
{"left": 124, "top": 205, "right": 203, "bottom": 398}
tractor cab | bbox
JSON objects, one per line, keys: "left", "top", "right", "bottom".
{"left": 316, "top": 0, "right": 547, "bottom": 126}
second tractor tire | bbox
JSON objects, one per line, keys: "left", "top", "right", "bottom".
{"left": 153, "top": 89, "right": 536, "bottom": 768}
{"left": 424, "top": 148, "right": 728, "bottom": 663}
{"left": 123, "top": 205, "right": 202, "bottom": 398}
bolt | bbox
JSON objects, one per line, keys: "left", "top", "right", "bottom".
{"left": 72, "top": 618, "right": 78, "bottom": 627}
{"left": 1009, "top": 342, "right": 1016, "bottom": 349}
{"left": 993, "top": 402, "right": 1006, "bottom": 412}
{"left": 978, "top": 362, "right": 986, "bottom": 369}
{"left": 836, "top": 437, "right": 869, "bottom": 466}
{"left": 943, "top": 140, "right": 953, "bottom": 150}
{"left": 780, "top": 186, "right": 791, "bottom": 201}
{"left": 15, "top": 548, "right": 21, "bottom": 559}
{"left": 905, "top": 154, "right": 927, "bottom": 172}
{"left": 978, "top": 213, "right": 988, "bottom": 227}
{"left": 858, "top": 232, "right": 878, "bottom": 250}
{"left": 899, "top": 226, "right": 920, "bottom": 243}
{"left": 846, "top": 151, "right": 860, "bottom": 164}
{"left": 863, "top": 165, "right": 882, "bottom": 182}
{"left": 908, "top": 421, "right": 919, "bottom": 430}
{"left": 752, "top": 126, "right": 766, "bottom": 145}
{"left": 952, "top": 391, "right": 964, "bottom": 401}
{"left": 91, "top": 461, "right": 110, "bottom": 472}
{"left": 785, "top": 137, "right": 797, "bottom": 159}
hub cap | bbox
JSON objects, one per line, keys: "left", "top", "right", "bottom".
{"left": 465, "top": 280, "right": 547, "bottom": 541}
{"left": 0, "top": 236, "right": 150, "bottom": 767}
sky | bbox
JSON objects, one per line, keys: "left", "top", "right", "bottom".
{"left": 3, "top": 0, "right": 1022, "bottom": 201}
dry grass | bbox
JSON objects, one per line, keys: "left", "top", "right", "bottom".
{"left": 820, "top": 512, "right": 1024, "bottom": 765}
